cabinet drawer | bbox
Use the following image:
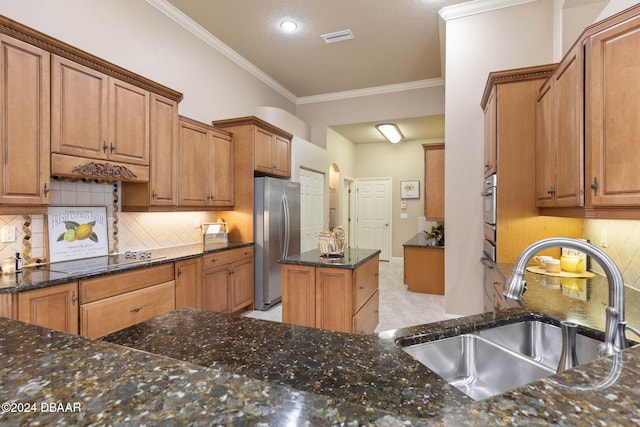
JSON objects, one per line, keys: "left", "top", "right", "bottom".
{"left": 352, "top": 290, "right": 379, "bottom": 334}
{"left": 79, "top": 263, "right": 175, "bottom": 304}
{"left": 80, "top": 281, "right": 175, "bottom": 338}
{"left": 353, "top": 256, "right": 379, "bottom": 311}
{"left": 203, "top": 246, "right": 253, "bottom": 269}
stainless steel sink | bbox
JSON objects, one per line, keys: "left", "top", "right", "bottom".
{"left": 403, "top": 334, "right": 554, "bottom": 401}
{"left": 401, "top": 320, "right": 603, "bottom": 401}
{"left": 475, "top": 320, "right": 601, "bottom": 370}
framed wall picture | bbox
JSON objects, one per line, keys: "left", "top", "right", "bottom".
{"left": 401, "top": 180, "right": 420, "bottom": 199}
{"left": 47, "top": 206, "right": 109, "bottom": 263}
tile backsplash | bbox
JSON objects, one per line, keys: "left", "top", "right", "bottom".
{"left": 584, "top": 219, "right": 640, "bottom": 292}
{"left": 0, "top": 179, "right": 218, "bottom": 265}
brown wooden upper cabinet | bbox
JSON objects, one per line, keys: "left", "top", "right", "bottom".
{"left": 212, "top": 116, "right": 292, "bottom": 178}
{"left": 537, "top": 4, "right": 640, "bottom": 218}
{"left": 51, "top": 55, "right": 150, "bottom": 166}
{"left": 122, "top": 94, "right": 179, "bottom": 210}
{"left": 535, "top": 42, "right": 584, "bottom": 209}
{"left": 177, "top": 117, "right": 234, "bottom": 209}
{"left": 483, "top": 87, "right": 497, "bottom": 178}
{"left": 0, "top": 34, "right": 51, "bottom": 208}
{"left": 423, "top": 143, "right": 444, "bottom": 220}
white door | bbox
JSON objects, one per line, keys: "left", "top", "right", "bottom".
{"left": 299, "top": 168, "right": 325, "bottom": 252}
{"left": 356, "top": 178, "right": 391, "bottom": 261}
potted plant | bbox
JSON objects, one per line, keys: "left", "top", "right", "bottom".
{"left": 425, "top": 224, "right": 444, "bottom": 246}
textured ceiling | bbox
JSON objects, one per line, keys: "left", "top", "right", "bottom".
{"left": 165, "top": 0, "right": 468, "bottom": 143}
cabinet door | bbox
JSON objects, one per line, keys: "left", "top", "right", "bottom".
{"left": 178, "top": 119, "right": 211, "bottom": 206}
{"left": 149, "top": 94, "right": 178, "bottom": 206}
{"left": 229, "top": 257, "right": 253, "bottom": 312}
{"left": 315, "top": 267, "right": 352, "bottom": 333}
{"left": 535, "top": 80, "right": 556, "bottom": 207}
{"left": 552, "top": 45, "right": 583, "bottom": 207}
{"left": 483, "top": 86, "right": 497, "bottom": 177}
{"left": 254, "top": 127, "right": 274, "bottom": 173}
{"left": 272, "top": 134, "right": 291, "bottom": 177}
{"left": 210, "top": 133, "right": 234, "bottom": 207}
{"left": 0, "top": 35, "right": 50, "bottom": 205}
{"left": 587, "top": 17, "right": 640, "bottom": 207}
{"left": 202, "top": 265, "right": 230, "bottom": 313}
{"left": 51, "top": 55, "right": 109, "bottom": 160}
{"left": 424, "top": 144, "right": 445, "bottom": 220}
{"left": 18, "top": 282, "right": 79, "bottom": 334}
{"left": 282, "top": 265, "right": 316, "bottom": 327}
{"left": 108, "top": 78, "right": 149, "bottom": 165}
{"left": 175, "top": 257, "right": 202, "bottom": 309}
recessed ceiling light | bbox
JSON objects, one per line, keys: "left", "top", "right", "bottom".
{"left": 280, "top": 21, "right": 298, "bottom": 32}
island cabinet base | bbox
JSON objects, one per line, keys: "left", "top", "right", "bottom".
{"left": 404, "top": 246, "right": 444, "bottom": 295}
{"left": 282, "top": 254, "right": 379, "bottom": 334}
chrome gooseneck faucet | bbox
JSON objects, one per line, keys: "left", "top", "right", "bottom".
{"left": 503, "top": 237, "right": 628, "bottom": 357}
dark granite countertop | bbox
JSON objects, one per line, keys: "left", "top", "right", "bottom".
{"left": 279, "top": 248, "right": 381, "bottom": 269}
{"left": 4, "top": 255, "right": 640, "bottom": 424}
{"left": 403, "top": 232, "right": 444, "bottom": 249}
{"left": 0, "top": 241, "right": 253, "bottom": 294}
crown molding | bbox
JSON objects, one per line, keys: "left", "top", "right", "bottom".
{"left": 296, "top": 78, "right": 445, "bottom": 105}
{"left": 145, "top": 0, "right": 297, "bottom": 104}
{"left": 439, "top": 0, "right": 537, "bottom": 21}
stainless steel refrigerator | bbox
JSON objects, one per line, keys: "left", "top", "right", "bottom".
{"left": 254, "top": 177, "right": 300, "bottom": 310}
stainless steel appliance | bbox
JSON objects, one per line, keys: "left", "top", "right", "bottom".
{"left": 254, "top": 177, "right": 301, "bottom": 310}
{"left": 481, "top": 174, "right": 497, "bottom": 311}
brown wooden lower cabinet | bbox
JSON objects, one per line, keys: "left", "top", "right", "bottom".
{"left": 202, "top": 246, "right": 254, "bottom": 314}
{"left": 175, "top": 257, "right": 203, "bottom": 309}
{"left": 404, "top": 246, "right": 444, "bottom": 295}
{"left": 79, "top": 263, "right": 176, "bottom": 338}
{"left": 80, "top": 281, "right": 175, "bottom": 339}
{"left": 282, "top": 255, "right": 379, "bottom": 334}
{"left": 17, "top": 282, "right": 79, "bottom": 334}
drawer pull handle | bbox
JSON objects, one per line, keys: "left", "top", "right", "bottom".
{"left": 359, "top": 285, "right": 365, "bottom": 290}
{"left": 71, "top": 291, "right": 78, "bottom": 305}
{"left": 210, "top": 258, "right": 218, "bottom": 263}
{"left": 130, "top": 307, "right": 141, "bottom": 313}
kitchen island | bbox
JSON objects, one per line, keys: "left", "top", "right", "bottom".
{"left": 279, "top": 248, "right": 380, "bottom": 333}
{"left": 3, "top": 266, "right": 640, "bottom": 424}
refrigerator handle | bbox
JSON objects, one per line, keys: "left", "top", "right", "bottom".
{"left": 282, "top": 194, "right": 290, "bottom": 258}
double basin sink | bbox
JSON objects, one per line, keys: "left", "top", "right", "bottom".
{"left": 401, "top": 320, "right": 603, "bottom": 401}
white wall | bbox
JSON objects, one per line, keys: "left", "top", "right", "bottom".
{"left": 443, "top": 0, "right": 555, "bottom": 315}
{"left": 0, "top": 0, "right": 295, "bottom": 123}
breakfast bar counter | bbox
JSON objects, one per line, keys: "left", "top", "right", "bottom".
{"left": 4, "top": 263, "right": 640, "bottom": 424}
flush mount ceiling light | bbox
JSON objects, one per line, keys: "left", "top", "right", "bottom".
{"left": 280, "top": 20, "right": 298, "bottom": 32}
{"left": 376, "top": 123, "right": 404, "bottom": 144}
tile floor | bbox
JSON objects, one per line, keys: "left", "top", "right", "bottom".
{"left": 244, "top": 258, "right": 456, "bottom": 332}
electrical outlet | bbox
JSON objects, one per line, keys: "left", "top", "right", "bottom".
{"left": 600, "top": 229, "right": 608, "bottom": 247}
{"left": 1, "top": 226, "right": 16, "bottom": 243}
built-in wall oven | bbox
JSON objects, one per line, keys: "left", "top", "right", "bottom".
{"left": 481, "top": 174, "right": 497, "bottom": 311}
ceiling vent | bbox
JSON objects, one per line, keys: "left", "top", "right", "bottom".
{"left": 321, "top": 29, "right": 354, "bottom": 43}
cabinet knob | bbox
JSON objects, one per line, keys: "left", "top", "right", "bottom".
{"left": 177, "top": 268, "right": 182, "bottom": 277}
{"left": 151, "top": 190, "right": 157, "bottom": 199}
{"left": 359, "top": 285, "right": 365, "bottom": 290}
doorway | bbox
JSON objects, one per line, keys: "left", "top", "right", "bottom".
{"left": 299, "top": 168, "right": 325, "bottom": 252}
{"left": 355, "top": 177, "right": 392, "bottom": 261}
